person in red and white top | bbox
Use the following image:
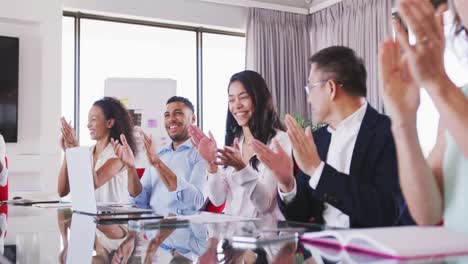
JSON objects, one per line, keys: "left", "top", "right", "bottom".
{"left": 0, "top": 134, "right": 7, "bottom": 187}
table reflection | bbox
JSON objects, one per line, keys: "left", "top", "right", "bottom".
{"left": 1, "top": 206, "right": 468, "bottom": 263}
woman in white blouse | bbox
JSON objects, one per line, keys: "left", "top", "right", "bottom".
{"left": 190, "top": 70, "right": 292, "bottom": 220}
{"left": 57, "top": 97, "right": 137, "bottom": 204}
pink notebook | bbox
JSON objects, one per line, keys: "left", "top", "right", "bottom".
{"left": 301, "top": 226, "right": 468, "bottom": 260}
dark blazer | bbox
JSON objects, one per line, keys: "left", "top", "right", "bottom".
{"left": 278, "top": 105, "right": 414, "bottom": 227}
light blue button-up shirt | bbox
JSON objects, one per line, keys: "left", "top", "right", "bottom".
{"left": 145, "top": 223, "right": 207, "bottom": 260}
{"left": 131, "top": 139, "right": 207, "bottom": 214}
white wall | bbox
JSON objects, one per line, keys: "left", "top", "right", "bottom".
{"left": 1, "top": 0, "right": 63, "bottom": 196}
{"left": 63, "top": 0, "right": 247, "bottom": 31}
{"left": 2, "top": 0, "right": 245, "bottom": 196}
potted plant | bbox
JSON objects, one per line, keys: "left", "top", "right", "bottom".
{"left": 293, "top": 113, "right": 325, "bottom": 132}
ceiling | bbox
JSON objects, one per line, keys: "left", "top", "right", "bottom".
{"left": 254, "top": 0, "right": 312, "bottom": 9}
{"left": 198, "top": 0, "right": 338, "bottom": 14}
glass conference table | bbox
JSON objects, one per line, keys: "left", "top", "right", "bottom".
{"left": 2, "top": 205, "right": 468, "bottom": 264}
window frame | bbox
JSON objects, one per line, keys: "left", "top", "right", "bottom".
{"left": 62, "top": 11, "right": 245, "bottom": 140}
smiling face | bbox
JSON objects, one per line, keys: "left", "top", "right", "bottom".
{"left": 164, "top": 101, "right": 195, "bottom": 143}
{"left": 228, "top": 80, "right": 255, "bottom": 127}
{"left": 87, "top": 105, "right": 113, "bottom": 141}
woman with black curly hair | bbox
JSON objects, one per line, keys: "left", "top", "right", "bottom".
{"left": 58, "top": 97, "right": 136, "bottom": 203}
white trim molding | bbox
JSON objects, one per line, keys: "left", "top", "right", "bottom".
{"left": 200, "top": 0, "right": 309, "bottom": 14}
{"left": 309, "top": 0, "right": 342, "bottom": 13}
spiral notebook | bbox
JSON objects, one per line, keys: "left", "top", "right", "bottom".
{"left": 301, "top": 226, "right": 468, "bottom": 260}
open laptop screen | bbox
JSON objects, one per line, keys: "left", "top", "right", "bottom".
{"left": 66, "top": 146, "right": 98, "bottom": 214}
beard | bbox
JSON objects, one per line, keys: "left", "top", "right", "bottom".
{"left": 168, "top": 127, "right": 190, "bottom": 143}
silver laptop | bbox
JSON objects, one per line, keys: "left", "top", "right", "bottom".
{"left": 66, "top": 146, "right": 156, "bottom": 215}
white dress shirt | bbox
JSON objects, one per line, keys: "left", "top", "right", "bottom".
{"left": 279, "top": 102, "right": 368, "bottom": 228}
{"left": 206, "top": 130, "right": 291, "bottom": 222}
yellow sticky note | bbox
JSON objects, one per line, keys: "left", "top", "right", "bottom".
{"left": 120, "top": 97, "right": 129, "bottom": 108}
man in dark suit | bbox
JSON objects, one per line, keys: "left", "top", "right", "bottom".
{"left": 252, "top": 46, "right": 414, "bottom": 227}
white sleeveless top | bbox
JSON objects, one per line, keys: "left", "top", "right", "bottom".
{"left": 443, "top": 84, "right": 468, "bottom": 233}
{"left": 92, "top": 143, "right": 129, "bottom": 204}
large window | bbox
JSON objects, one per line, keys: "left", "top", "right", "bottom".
{"left": 202, "top": 33, "right": 245, "bottom": 146}
{"left": 62, "top": 16, "right": 75, "bottom": 126}
{"left": 62, "top": 14, "right": 245, "bottom": 146}
{"left": 79, "top": 19, "right": 197, "bottom": 145}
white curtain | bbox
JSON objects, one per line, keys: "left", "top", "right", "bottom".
{"left": 308, "top": 0, "right": 392, "bottom": 112}
{"left": 246, "top": 8, "right": 311, "bottom": 118}
{"left": 245, "top": 0, "right": 392, "bottom": 116}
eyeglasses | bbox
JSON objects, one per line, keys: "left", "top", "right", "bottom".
{"left": 305, "top": 80, "right": 328, "bottom": 95}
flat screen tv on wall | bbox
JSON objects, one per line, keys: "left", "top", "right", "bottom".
{"left": 0, "top": 36, "right": 19, "bottom": 143}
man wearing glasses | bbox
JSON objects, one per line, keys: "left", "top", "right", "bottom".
{"left": 252, "top": 46, "right": 414, "bottom": 227}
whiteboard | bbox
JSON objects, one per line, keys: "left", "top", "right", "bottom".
{"left": 105, "top": 78, "right": 176, "bottom": 168}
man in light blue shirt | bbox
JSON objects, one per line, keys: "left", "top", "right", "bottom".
{"left": 112, "top": 96, "right": 206, "bottom": 214}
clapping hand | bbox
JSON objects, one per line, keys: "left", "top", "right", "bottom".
{"left": 60, "top": 117, "right": 79, "bottom": 150}
{"left": 144, "top": 224, "right": 176, "bottom": 264}
{"left": 111, "top": 134, "right": 136, "bottom": 169}
{"left": 141, "top": 131, "right": 161, "bottom": 167}
{"left": 189, "top": 125, "right": 247, "bottom": 171}
{"left": 251, "top": 139, "right": 295, "bottom": 191}
{"left": 217, "top": 137, "right": 246, "bottom": 171}
{"left": 395, "top": 0, "right": 448, "bottom": 90}
{"left": 379, "top": 33, "right": 420, "bottom": 126}
{"left": 189, "top": 125, "right": 218, "bottom": 164}
{"left": 111, "top": 231, "right": 135, "bottom": 264}
{"left": 284, "top": 115, "right": 321, "bottom": 177}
